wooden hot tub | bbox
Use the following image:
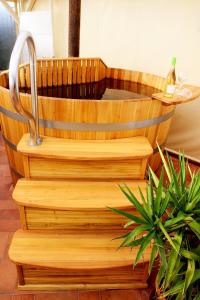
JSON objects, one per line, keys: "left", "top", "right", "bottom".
{"left": 0, "top": 57, "right": 199, "bottom": 183}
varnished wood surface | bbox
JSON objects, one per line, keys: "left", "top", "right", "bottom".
{"left": 17, "top": 134, "right": 153, "bottom": 160}
{"left": 26, "top": 157, "right": 147, "bottom": 180}
{"left": 14, "top": 179, "right": 146, "bottom": 230}
{"left": 23, "top": 206, "right": 138, "bottom": 231}
{"left": 9, "top": 230, "right": 151, "bottom": 270}
{"left": 152, "top": 84, "right": 200, "bottom": 105}
{"left": 0, "top": 57, "right": 180, "bottom": 180}
{"left": 18, "top": 282, "right": 148, "bottom": 291}
{"left": 13, "top": 179, "right": 146, "bottom": 210}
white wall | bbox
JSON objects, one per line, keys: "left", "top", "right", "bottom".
{"left": 79, "top": 0, "right": 200, "bottom": 160}
{"left": 33, "top": 0, "right": 68, "bottom": 57}
{"left": 32, "top": 0, "right": 200, "bottom": 160}
{"left": 20, "top": 11, "right": 54, "bottom": 59}
{"left": 80, "top": 0, "right": 200, "bottom": 85}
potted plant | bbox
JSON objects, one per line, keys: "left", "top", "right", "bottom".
{"left": 109, "top": 148, "right": 200, "bottom": 299}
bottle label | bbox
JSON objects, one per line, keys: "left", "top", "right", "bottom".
{"left": 166, "top": 85, "right": 176, "bottom": 94}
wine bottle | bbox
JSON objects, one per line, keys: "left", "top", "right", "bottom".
{"left": 164, "top": 57, "right": 176, "bottom": 97}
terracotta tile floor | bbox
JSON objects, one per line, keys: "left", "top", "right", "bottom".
{"left": 0, "top": 132, "right": 199, "bottom": 300}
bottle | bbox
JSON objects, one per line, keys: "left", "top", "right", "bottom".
{"left": 164, "top": 57, "right": 176, "bottom": 97}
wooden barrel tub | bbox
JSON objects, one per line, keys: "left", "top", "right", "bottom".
{"left": 0, "top": 57, "right": 198, "bottom": 184}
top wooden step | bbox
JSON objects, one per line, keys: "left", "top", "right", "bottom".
{"left": 17, "top": 134, "right": 153, "bottom": 161}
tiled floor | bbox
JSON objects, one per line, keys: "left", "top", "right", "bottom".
{"left": 0, "top": 133, "right": 199, "bottom": 300}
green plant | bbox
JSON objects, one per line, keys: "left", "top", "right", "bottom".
{"left": 109, "top": 149, "right": 200, "bottom": 299}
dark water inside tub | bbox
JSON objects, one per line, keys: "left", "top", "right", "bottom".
{"left": 19, "top": 78, "right": 160, "bottom": 100}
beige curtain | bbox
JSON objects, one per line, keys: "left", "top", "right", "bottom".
{"left": 166, "top": 97, "right": 200, "bottom": 162}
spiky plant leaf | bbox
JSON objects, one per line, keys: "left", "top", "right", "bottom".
{"left": 158, "top": 220, "right": 178, "bottom": 252}
{"left": 162, "top": 281, "right": 184, "bottom": 297}
{"left": 183, "top": 259, "right": 195, "bottom": 294}
{"left": 148, "top": 243, "right": 158, "bottom": 274}
{"left": 155, "top": 168, "right": 164, "bottom": 215}
{"left": 120, "top": 224, "right": 152, "bottom": 247}
{"left": 157, "top": 142, "right": 172, "bottom": 182}
{"left": 134, "top": 231, "right": 155, "bottom": 266}
{"left": 108, "top": 207, "right": 146, "bottom": 224}
{"left": 163, "top": 232, "right": 183, "bottom": 289}
{"left": 119, "top": 185, "right": 152, "bottom": 222}
{"left": 181, "top": 249, "right": 200, "bottom": 261}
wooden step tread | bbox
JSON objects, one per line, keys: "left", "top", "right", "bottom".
{"left": 9, "top": 230, "right": 151, "bottom": 270}
{"left": 13, "top": 179, "right": 146, "bottom": 210}
{"left": 17, "top": 134, "right": 153, "bottom": 160}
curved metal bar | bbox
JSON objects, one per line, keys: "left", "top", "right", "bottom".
{"left": 9, "top": 31, "right": 42, "bottom": 146}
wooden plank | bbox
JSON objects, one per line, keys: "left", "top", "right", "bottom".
{"left": 24, "top": 206, "right": 138, "bottom": 230}
{"left": 62, "top": 60, "right": 68, "bottom": 85}
{"left": 9, "top": 230, "right": 151, "bottom": 269}
{"left": 152, "top": 84, "right": 200, "bottom": 105}
{"left": 13, "top": 179, "right": 146, "bottom": 210}
{"left": 17, "top": 134, "right": 153, "bottom": 160}
{"left": 57, "top": 60, "right": 63, "bottom": 86}
{"left": 52, "top": 60, "right": 58, "bottom": 86}
{"left": 18, "top": 282, "right": 147, "bottom": 291}
{"left": 41, "top": 60, "right": 47, "bottom": 87}
{"left": 37, "top": 61, "right": 42, "bottom": 88}
{"left": 47, "top": 60, "right": 53, "bottom": 87}
{"left": 28, "top": 157, "right": 145, "bottom": 180}
{"left": 19, "top": 206, "right": 27, "bottom": 229}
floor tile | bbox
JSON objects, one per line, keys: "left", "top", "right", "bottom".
{"left": 35, "top": 291, "right": 78, "bottom": 300}
{"left": 13, "top": 295, "right": 35, "bottom": 300}
{"left": 0, "top": 258, "right": 17, "bottom": 292}
{"left": 100, "top": 289, "right": 143, "bottom": 300}
{"left": 0, "top": 295, "right": 13, "bottom": 300}
{"left": 0, "top": 220, "right": 20, "bottom": 232}
{"left": 0, "top": 210, "right": 19, "bottom": 220}
{"left": 0, "top": 200, "right": 18, "bottom": 210}
{"left": 79, "top": 290, "right": 100, "bottom": 300}
{"left": 0, "top": 232, "right": 9, "bottom": 261}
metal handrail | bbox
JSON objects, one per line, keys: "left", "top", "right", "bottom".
{"left": 9, "top": 31, "right": 42, "bottom": 146}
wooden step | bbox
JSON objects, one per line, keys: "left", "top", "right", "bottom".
{"left": 9, "top": 230, "right": 151, "bottom": 290}
{"left": 13, "top": 179, "right": 146, "bottom": 231}
{"left": 17, "top": 134, "right": 153, "bottom": 180}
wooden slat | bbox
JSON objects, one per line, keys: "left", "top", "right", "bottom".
{"left": 62, "top": 60, "right": 68, "bottom": 85}
{"left": 13, "top": 179, "right": 146, "bottom": 210}
{"left": 27, "top": 157, "right": 145, "bottom": 179}
{"left": 17, "top": 134, "right": 153, "bottom": 160}
{"left": 37, "top": 61, "right": 42, "bottom": 88}
{"left": 67, "top": 60, "right": 73, "bottom": 85}
{"left": 24, "top": 207, "right": 136, "bottom": 230}
{"left": 57, "top": 60, "right": 63, "bottom": 86}
{"left": 47, "top": 60, "right": 53, "bottom": 87}
{"left": 52, "top": 60, "right": 58, "bottom": 86}
{"left": 9, "top": 230, "right": 151, "bottom": 269}
{"left": 18, "top": 282, "right": 147, "bottom": 291}
{"left": 152, "top": 84, "right": 200, "bottom": 105}
{"left": 41, "top": 60, "right": 47, "bottom": 87}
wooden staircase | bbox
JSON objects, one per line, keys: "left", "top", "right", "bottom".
{"left": 9, "top": 134, "right": 153, "bottom": 291}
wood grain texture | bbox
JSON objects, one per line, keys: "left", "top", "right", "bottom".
{"left": 0, "top": 57, "right": 182, "bottom": 181}
{"left": 14, "top": 179, "right": 146, "bottom": 230}
{"left": 152, "top": 84, "right": 200, "bottom": 105}
{"left": 27, "top": 157, "right": 146, "bottom": 180}
{"left": 9, "top": 230, "right": 151, "bottom": 270}
{"left": 13, "top": 179, "right": 146, "bottom": 210}
{"left": 17, "top": 134, "right": 153, "bottom": 160}
{"left": 18, "top": 282, "right": 147, "bottom": 291}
